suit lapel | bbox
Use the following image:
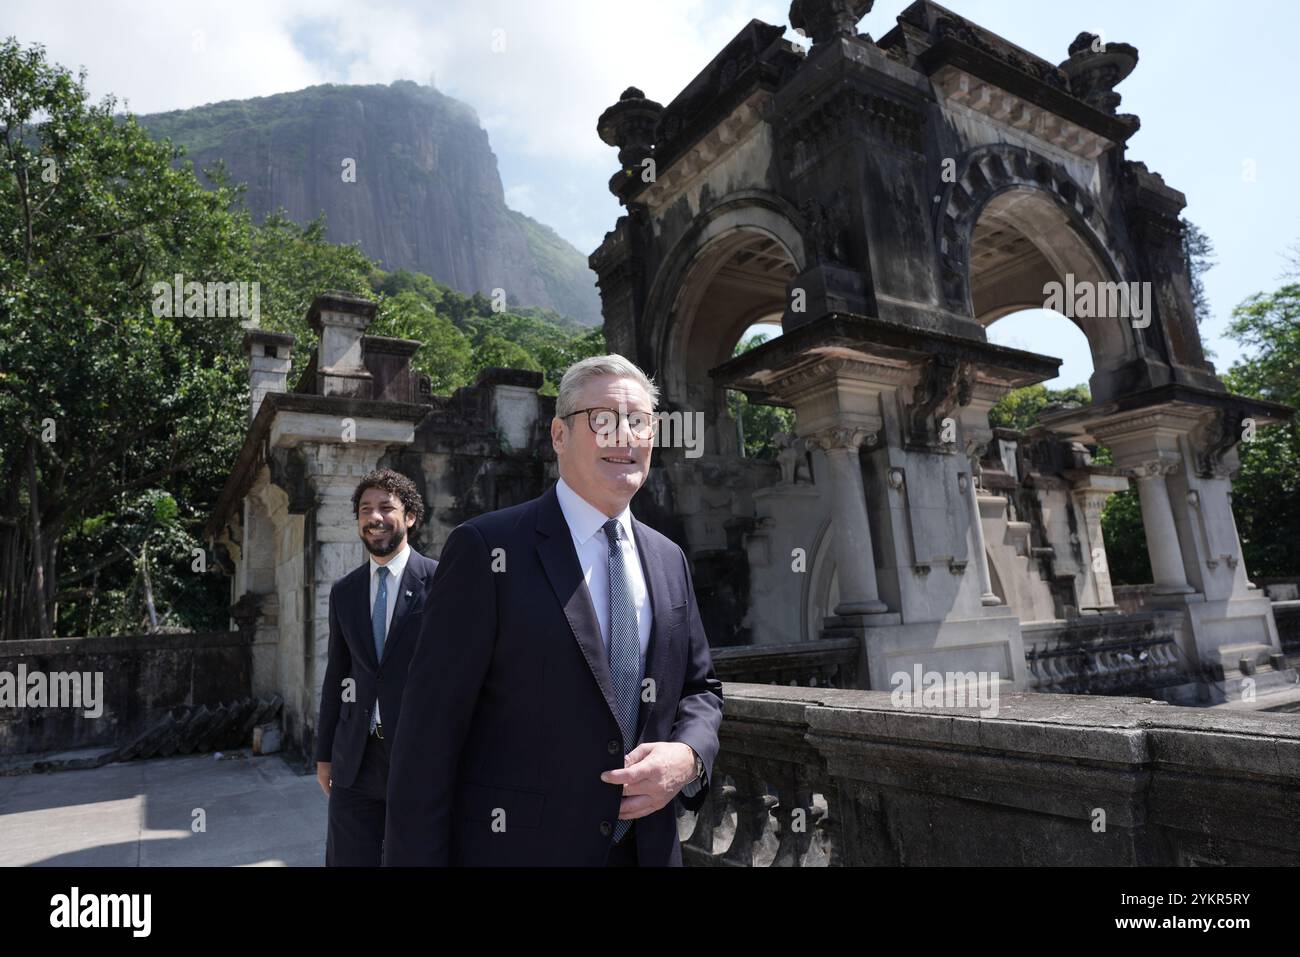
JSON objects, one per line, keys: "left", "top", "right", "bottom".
{"left": 634, "top": 520, "right": 673, "bottom": 738}
{"left": 378, "top": 553, "right": 428, "bottom": 665}
{"left": 535, "top": 485, "right": 623, "bottom": 732}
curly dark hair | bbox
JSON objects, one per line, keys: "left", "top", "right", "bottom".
{"left": 351, "top": 468, "right": 425, "bottom": 528}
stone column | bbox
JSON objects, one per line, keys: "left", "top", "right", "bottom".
{"left": 1130, "top": 459, "right": 1193, "bottom": 595}
{"left": 805, "top": 427, "right": 888, "bottom": 615}
{"left": 1069, "top": 474, "right": 1129, "bottom": 612}
{"left": 963, "top": 447, "right": 1000, "bottom": 606}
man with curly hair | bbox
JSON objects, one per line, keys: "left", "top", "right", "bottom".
{"left": 315, "top": 467, "right": 437, "bottom": 866}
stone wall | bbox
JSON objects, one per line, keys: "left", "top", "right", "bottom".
{"left": 682, "top": 683, "right": 1300, "bottom": 865}
{"left": 0, "top": 631, "right": 251, "bottom": 756}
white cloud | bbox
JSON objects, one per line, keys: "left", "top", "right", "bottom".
{"left": 7, "top": 0, "right": 793, "bottom": 256}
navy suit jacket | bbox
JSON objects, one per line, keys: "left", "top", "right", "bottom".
{"left": 384, "top": 483, "right": 723, "bottom": 866}
{"left": 313, "top": 547, "right": 438, "bottom": 790}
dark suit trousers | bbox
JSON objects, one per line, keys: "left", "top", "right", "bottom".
{"left": 326, "top": 734, "right": 390, "bottom": 866}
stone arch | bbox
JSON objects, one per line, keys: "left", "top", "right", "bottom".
{"left": 643, "top": 192, "right": 806, "bottom": 455}
{"left": 936, "top": 144, "right": 1139, "bottom": 400}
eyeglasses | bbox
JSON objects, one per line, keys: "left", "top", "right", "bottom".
{"left": 561, "top": 406, "right": 658, "bottom": 440}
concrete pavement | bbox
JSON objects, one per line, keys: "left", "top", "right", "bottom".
{"left": 0, "top": 750, "right": 326, "bottom": 866}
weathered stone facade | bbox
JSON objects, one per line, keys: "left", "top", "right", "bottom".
{"left": 589, "top": 1, "right": 1294, "bottom": 703}
{"left": 209, "top": 1, "right": 1299, "bottom": 759}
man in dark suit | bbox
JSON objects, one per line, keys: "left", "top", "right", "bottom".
{"left": 385, "top": 355, "right": 723, "bottom": 866}
{"left": 315, "top": 468, "right": 437, "bottom": 866}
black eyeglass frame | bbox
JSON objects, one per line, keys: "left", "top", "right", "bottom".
{"left": 560, "top": 406, "right": 659, "bottom": 440}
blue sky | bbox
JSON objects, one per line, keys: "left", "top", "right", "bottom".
{"left": 8, "top": 1, "right": 1297, "bottom": 388}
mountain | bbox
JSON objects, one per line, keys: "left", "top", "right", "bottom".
{"left": 138, "top": 80, "right": 602, "bottom": 325}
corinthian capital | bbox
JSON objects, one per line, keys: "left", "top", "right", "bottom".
{"left": 803, "top": 426, "right": 876, "bottom": 452}
{"left": 1127, "top": 458, "right": 1181, "bottom": 479}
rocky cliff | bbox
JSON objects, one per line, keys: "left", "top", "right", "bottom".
{"left": 140, "top": 80, "right": 601, "bottom": 324}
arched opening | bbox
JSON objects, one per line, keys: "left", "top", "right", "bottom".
{"left": 965, "top": 186, "right": 1146, "bottom": 616}
{"left": 662, "top": 229, "right": 797, "bottom": 458}
{"left": 967, "top": 186, "right": 1130, "bottom": 402}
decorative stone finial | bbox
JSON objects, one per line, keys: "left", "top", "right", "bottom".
{"left": 597, "top": 87, "right": 664, "bottom": 204}
{"left": 1059, "top": 32, "right": 1138, "bottom": 116}
{"left": 789, "top": 0, "right": 874, "bottom": 46}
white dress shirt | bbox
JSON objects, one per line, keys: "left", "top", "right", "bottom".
{"left": 554, "top": 477, "right": 651, "bottom": 667}
{"left": 368, "top": 540, "right": 410, "bottom": 727}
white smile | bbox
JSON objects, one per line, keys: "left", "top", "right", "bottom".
{"left": 602, "top": 456, "right": 636, "bottom": 465}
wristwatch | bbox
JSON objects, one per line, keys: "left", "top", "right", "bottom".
{"left": 692, "top": 749, "right": 704, "bottom": 780}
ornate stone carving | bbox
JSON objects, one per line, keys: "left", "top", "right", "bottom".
{"left": 803, "top": 426, "right": 876, "bottom": 452}
{"left": 906, "top": 356, "right": 971, "bottom": 448}
{"left": 1058, "top": 33, "right": 1139, "bottom": 117}
{"left": 597, "top": 87, "right": 664, "bottom": 203}
{"left": 789, "top": 0, "right": 873, "bottom": 46}
{"left": 1190, "top": 408, "right": 1246, "bottom": 479}
{"left": 927, "top": 13, "right": 1070, "bottom": 92}
{"left": 800, "top": 187, "right": 852, "bottom": 265}
{"left": 783, "top": 87, "right": 924, "bottom": 168}
{"left": 1126, "top": 458, "right": 1181, "bottom": 479}
{"left": 775, "top": 431, "right": 813, "bottom": 484}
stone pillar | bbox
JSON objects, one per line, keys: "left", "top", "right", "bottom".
{"left": 964, "top": 450, "right": 1000, "bottom": 606}
{"left": 307, "top": 292, "right": 376, "bottom": 398}
{"left": 806, "top": 427, "right": 888, "bottom": 615}
{"left": 1069, "top": 473, "right": 1129, "bottom": 612}
{"left": 242, "top": 330, "right": 295, "bottom": 422}
{"left": 1129, "top": 459, "right": 1194, "bottom": 595}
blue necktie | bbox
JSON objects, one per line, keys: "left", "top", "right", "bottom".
{"left": 372, "top": 565, "right": 389, "bottom": 664}
{"left": 603, "top": 519, "right": 641, "bottom": 843}
{"left": 370, "top": 566, "right": 389, "bottom": 734}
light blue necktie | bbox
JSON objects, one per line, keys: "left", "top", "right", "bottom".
{"left": 370, "top": 566, "right": 388, "bottom": 732}
{"left": 603, "top": 519, "right": 642, "bottom": 844}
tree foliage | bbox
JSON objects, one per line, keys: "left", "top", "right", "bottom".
{"left": 0, "top": 41, "right": 606, "bottom": 637}
{"left": 1222, "top": 284, "right": 1300, "bottom": 578}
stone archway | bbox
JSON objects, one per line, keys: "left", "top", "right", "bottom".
{"left": 646, "top": 198, "right": 805, "bottom": 457}
{"left": 939, "top": 145, "right": 1140, "bottom": 402}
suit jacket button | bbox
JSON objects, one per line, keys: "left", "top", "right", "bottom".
{"left": 607, "top": 739, "right": 620, "bottom": 754}
{"left": 599, "top": 821, "right": 613, "bottom": 837}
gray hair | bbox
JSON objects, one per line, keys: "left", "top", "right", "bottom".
{"left": 555, "top": 354, "right": 660, "bottom": 418}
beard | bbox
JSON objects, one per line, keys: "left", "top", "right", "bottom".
{"left": 361, "top": 521, "right": 406, "bottom": 558}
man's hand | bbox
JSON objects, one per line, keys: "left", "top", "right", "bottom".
{"left": 316, "top": 761, "right": 332, "bottom": 798}
{"left": 600, "top": 741, "right": 697, "bottom": 820}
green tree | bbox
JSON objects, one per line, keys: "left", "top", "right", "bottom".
{"left": 727, "top": 333, "right": 794, "bottom": 458}
{"left": 1181, "top": 218, "right": 1216, "bottom": 329}
{"left": 987, "top": 383, "right": 1091, "bottom": 431}
{"left": 0, "top": 39, "right": 250, "bottom": 638}
{"left": 1221, "top": 284, "right": 1300, "bottom": 577}
{"left": 472, "top": 333, "right": 541, "bottom": 376}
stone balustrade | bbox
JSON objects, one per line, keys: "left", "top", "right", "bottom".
{"left": 711, "top": 639, "right": 859, "bottom": 688}
{"left": 1021, "top": 612, "right": 1192, "bottom": 696}
{"left": 680, "top": 683, "right": 1300, "bottom": 866}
